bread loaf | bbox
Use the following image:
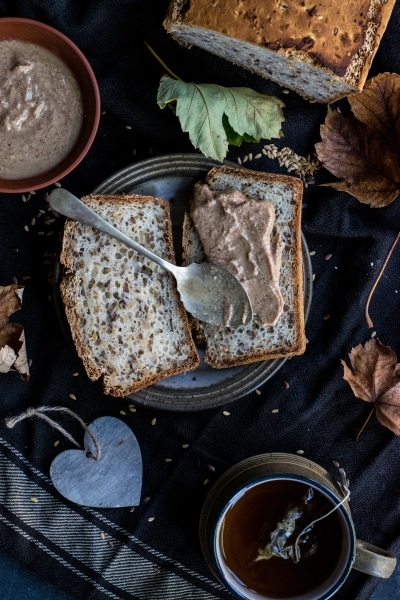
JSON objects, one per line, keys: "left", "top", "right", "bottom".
{"left": 164, "top": 0, "right": 395, "bottom": 104}
{"left": 182, "top": 166, "right": 306, "bottom": 368}
{"left": 60, "top": 194, "right": 199, "bottom": 397}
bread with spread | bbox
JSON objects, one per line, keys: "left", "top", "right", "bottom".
{"left": 59, "top": 194, "right": 199, "bottom": 397}
{"left": 183, "top": 165, "right": 306, "bottom": 368}
{"left": 163, "top": 0, "right": 396, "bottom": 104}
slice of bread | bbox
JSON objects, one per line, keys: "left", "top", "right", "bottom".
{"left": 164, "top": 0, "right": 396, "bottom": 104}
{"left": 59, "top": 194, "right": 199, "bottom": 397}
{"left": 182, "top": 166, "right": 306, "bottom": 368}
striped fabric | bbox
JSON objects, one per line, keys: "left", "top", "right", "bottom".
{"left": 0, "top": 437, "right": 229, "bottom": 600}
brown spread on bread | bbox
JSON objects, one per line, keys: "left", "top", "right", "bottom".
{"left": 180, "top": 0, "right": 372, "bottom": 77}
{"left": 190, "top": 183, "right": 284, "bottom": 326}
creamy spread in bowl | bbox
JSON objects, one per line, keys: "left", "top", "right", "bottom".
{"left": 0, "top": 39, "right": 84, "bottom": 179}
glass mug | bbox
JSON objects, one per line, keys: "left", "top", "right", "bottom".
{"left": 199, "top": 453, "right": 397, "bottom": 600}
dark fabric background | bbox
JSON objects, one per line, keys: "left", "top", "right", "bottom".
{"left": 0, "top": 1, "right": 399, "bottom": 599}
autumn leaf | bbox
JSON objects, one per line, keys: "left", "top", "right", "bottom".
{"left": 341, "top": 338, "right": 400, "bottom": 437}
{"left": 157, "top": 75, "right": 285, "bottom": 162}
{"left": 315, "top": 73, "right": 400, "bottom": 207}
{"left": 0, "top": 284, "right": 29, "bottom": 380}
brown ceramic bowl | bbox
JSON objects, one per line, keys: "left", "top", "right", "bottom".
{"left": 0, "top": 17, "right": 101, "bottom": 193}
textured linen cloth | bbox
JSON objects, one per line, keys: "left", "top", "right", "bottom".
{"left": 0, "top": 1, "right": 399, "bottom": 599}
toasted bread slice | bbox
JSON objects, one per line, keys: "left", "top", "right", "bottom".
{"left": 60, "top": 194, "right": 199, "bottom": 396}
{"left": 183, "top": 166, "right": 306, "bottom": 368}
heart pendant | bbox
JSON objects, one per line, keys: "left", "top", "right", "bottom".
{"left": 50, "top": 416, "right": 142, "bottom": 508}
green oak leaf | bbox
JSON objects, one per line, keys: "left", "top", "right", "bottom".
{"left": 157, "top": 75, "right": 285, "bottom": 162}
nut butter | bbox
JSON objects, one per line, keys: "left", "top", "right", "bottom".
{"left": 190, "top": 183, "right": 284, "bottom": 326}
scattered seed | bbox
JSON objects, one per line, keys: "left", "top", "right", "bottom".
{"left": 100, "top": 532, "right": 105, "bottom": 540}
{"left": 143, "top": 496, "right": 151, "bottom": 503}
{"left": 129, "top": 406, "right": 137, "bottom": 413}
{"left": 223, "top": 411, "right": 230, "bottom": 416}
{"left": 21, "top": 194, "right": 27, "bottom": 202}
{"left": 72, "top": 372, "right": 79, "bottom": 377}
{"left": 331, "top": 460, "right": 340, "bottom": 468}
{"left": 271, "top": 408, "right": 279, "bottom": 414}
{"left": 148, "top": 516, "right": 155, "bottom": 522}
{"left": 31, "top": 218, "right": 36, "bottom": 226}
{"left": 325, "top": 254, "right": 332, "bottom": 261}
{"left": 208, "top": 465, "right": 215, "bottom": 472}
{"left": 203, "top": 479, "right": 210, "bottom": 485}
{"left": 283, "top": 381, "right": 290, "bottom": 389}
{"left": 237, "top": 157, "right": 242, "bottom": 165}
{"left": 182, "top": 443, "right": 189, "bottom": 449}
{"left": 296, "top": 449, "right": 305, "bottom": 455}
{"left": 38, "top": 231, "right": 45, "bottom": 236}
{"left": 126, "top": 125, "right": 132, "bottom": 129}
{"left": 24, "top": 225, "right": 29, "bottom": 232}
{"left": 255, "top": 389, "right": 261, "bottom": 395}
{"left": 371, "top": 331, "right": 377, "bottom": 338}
{"left": 153, "top": 565, "right": 161, "bottom": 574}
{"left": 165, "top": 458, "right": 172, "bottom": 463}
{"left": 53, "top": 440, "right": 60, "bottom": 447}
{"left": 69, "top": 393, "right": 77, "bottom": 400}
{"left": 323, "top": 314, "right": 331, "bottom": 320}
{"left": 30, "top": 497, "right": 38, "bottom": 503}
{"left": 129, "top": 506, "right": 135, "bottom": 512}
{"left": 151, "top": 417, "right": 157, "bottom": 425}
{"left": 120, "top": 410, "right": 127, "bottom": 416}
{"left": 309, "top": 250, "right": 316, "bottom": 256}
{"left": 54, "top": 182, "right": 61, "bottom": 187}
{"left": 108, "top": 540, "right": 114, "bottom": 548}
{"left": 282, "top": 89, "right": 290, "bottom": 94}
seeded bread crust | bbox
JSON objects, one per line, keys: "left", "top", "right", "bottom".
{"left": 164, "top": 0, "right": 396, "bottom": 104}
{"left": 60, "top": 194, "right": 199, "bottom": 396}
{"left": 182, "top": 166, "right": 306, "bottom": 368}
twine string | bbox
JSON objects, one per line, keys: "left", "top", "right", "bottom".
{"left": 4, "top": 406, "right": 101, "bottom": 460}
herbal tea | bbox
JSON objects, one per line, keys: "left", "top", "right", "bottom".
{"left": 219, "top": 480, "right": 343, "bottom": 598}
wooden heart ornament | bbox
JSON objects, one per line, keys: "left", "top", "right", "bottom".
{"left": 50, "top": 416, "right": 142, "bottom": 508}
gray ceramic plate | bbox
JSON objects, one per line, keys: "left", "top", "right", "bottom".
{"left": 87, "top": 153, "right": 313, "bottom": 411}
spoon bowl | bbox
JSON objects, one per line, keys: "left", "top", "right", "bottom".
{"left": 48, "top": 188, "right": 253, "bottom": 328}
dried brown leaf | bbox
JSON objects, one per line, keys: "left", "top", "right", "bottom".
{"left": 315, "top": 73, "right": 400, "bottom": 207}
{"left": 0, "top": 284, "right": 29, "bottom": 380}
{"left": 341, "top": 338, "right": 400, "bottom": 436}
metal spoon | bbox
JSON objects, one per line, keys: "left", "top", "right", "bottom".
{"left": 48, "top": 188, "right": 252, "bottom": 328}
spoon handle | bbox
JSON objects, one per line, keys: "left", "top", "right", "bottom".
{"left": 48, "top": 188, "right": 179, "bottom": 276}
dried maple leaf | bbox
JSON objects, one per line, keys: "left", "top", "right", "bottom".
{"left": 315, "top": 73, "right": 400, "bottom": 207}
{"left": 341, "top": 338, "right": 400, "bottom": 437}
{"left": 0, "top": 284, "right": 29, "bottom": 380}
